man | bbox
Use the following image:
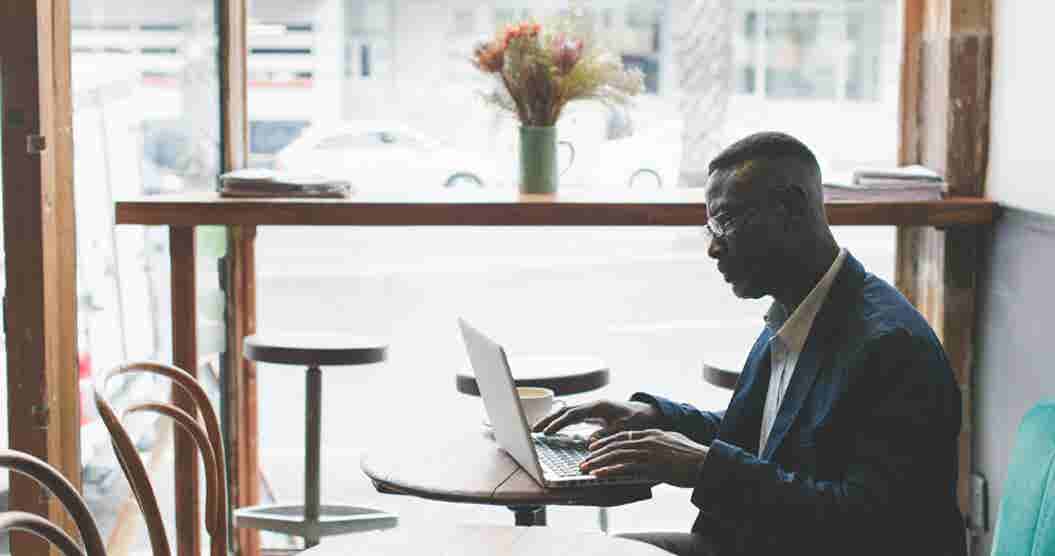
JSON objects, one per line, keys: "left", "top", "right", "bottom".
{"left": 535, "top": 132, "right": 966, "bottom": 556}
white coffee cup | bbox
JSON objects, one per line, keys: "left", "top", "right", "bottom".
{"left": 516, "top": 386, "right": 561, "bottom": 426}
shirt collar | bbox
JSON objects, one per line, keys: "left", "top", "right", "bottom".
{"left": 764, "top": 248, "right": 847, "bottom": 353}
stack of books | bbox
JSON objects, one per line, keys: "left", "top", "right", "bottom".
{"left": 218, "top": 168, "right": 353, "bottom": 198}
{"left": 823, "top": 165, "right": 946, "bottom": 202}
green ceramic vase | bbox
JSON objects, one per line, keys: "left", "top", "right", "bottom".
{"left": 518, "top": 125, "right": 558, "bottom": 194}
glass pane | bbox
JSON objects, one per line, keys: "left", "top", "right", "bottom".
{"left": 247, "top": 0, "right": 902, "bottom": 539}
{"left": 70, "top": 2, "right": 223, "bottom": 552}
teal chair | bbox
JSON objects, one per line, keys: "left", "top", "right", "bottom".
{"left": 991, "top": 399, "right": 1055, "bottom": 555}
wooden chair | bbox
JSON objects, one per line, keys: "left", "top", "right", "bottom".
{"left": 0, "top": 449, "right": 106, "bottom": 556}
{"left": 0, "top": 513, "right": 86, "bottom": 556}
{"left": 93, "top": 361, "right": 227, "bottom": 556}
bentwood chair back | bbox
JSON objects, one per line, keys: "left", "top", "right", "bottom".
{"left": 94, "top": 361, "right": 228, "bottom": 556}
{"left": 0, "top": 449, "right": 106, "bottom": 556}
{"left": 0, "top": 512, "right": 86, "bottom": 556}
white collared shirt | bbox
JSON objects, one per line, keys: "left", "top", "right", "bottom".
{"left": 758, "top": 248, "right": 847, "bottom": 455}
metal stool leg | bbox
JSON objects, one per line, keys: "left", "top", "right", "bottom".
{"left": 304, "top": 365, "right": 322, "bottom": 548}
{"left": 234, "top": 362, "right": 397, "bottom": 544}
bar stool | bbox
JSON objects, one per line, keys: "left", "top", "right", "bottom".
{"left": 702, "top": 362, "right": 740, "bottom": 390}
{"left": 235, "top": 332, "right": 398, "bottom": 548}
{"left": 701, "top": 349, "right": 745, "bottom": 391}
{"left": 456, "top": 355, "right": 610, "bottom": 529}
{"left": 455, "top": 355, "right": 610, "bottom": 397}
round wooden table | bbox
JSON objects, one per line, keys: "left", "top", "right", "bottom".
{"left": 300, "top": 524, "right": 670, "bottom": 555}
{"left": 360, "top": 428, "right": 652, "bottom": 526}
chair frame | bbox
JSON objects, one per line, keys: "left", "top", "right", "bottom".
{"left": 94, "top": 361, "right": 228, "bottom": 556}
{"left": 0, "top": 512, "right": 86, "bottom": 556}
{"left": 0, "top": 449, "right": 106, "bottom": 556}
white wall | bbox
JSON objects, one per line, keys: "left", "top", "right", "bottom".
{"left": 986, "top": 2, "right": 1055, "bottom": 216}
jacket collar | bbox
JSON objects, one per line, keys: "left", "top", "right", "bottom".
{"left": 759, "top": 251, "right": 867, "bottom": 460}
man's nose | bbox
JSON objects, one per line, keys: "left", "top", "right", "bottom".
{"left": 707, "top": 235, "right": 724, "bottom": 259}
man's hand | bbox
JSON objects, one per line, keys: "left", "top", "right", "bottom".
{"left": 580, "top": 429, "right": 709, "bottom": 488}
{"left": 532, "top": 399, "right": 662, "bottom": 442}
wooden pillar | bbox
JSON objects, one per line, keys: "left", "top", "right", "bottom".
{"left": 170, "top": 228, "right": 201, "bottom": 556}
{"left": 896, "top": 0, "right": 991, "bottom": 524}
{"left": 219, "top": 1, "right": 254, "bottom": 554}
{"left": 225, "top": 226, "right": 258, "bottom": 556}
{"left": 0, "top": 2, "right": 81, "bottom": 556}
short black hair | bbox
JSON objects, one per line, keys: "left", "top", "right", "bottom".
{"left": 708, "top": 131, "right": 820, "bottom": 176}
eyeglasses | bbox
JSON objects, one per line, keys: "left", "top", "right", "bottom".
{"left": 703, "top": 206, "right": 761, "bottom": 242}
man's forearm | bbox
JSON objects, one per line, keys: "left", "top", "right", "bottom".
{"left": 629, "top": 392, "right": 723, "bottom": 445}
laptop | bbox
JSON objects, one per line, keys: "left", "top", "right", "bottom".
{"left": 458, "top": 318, "right": 652, "bottom": 488}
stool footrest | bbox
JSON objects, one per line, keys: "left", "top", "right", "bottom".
{"left": 235, "top": 504, "right": 397, "bottom": 537}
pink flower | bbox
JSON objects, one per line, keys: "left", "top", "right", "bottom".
{"left": 502, "top": 21, "right": 542, "bottom": 49}
{"left": 473, "top": 40, "right": 505, "bottom": 73}
{"left": 552, "top": 37, "right": 584, "bottom": 75}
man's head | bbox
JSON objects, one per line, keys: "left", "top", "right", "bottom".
{"left": 704, "top": 132, "right": 833, "bottom": 299}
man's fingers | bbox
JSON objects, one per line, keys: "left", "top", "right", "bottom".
{"left": 532, "top": 405, "right": 569, "bottom": 432}
{"left": 587, "top": 425, "right": 624, "bottom": 444}
{"left": 539, "top": 406, "right": 588, "bottom": 435}
{"left": 589, "top": 462, "right": 647, "bottom": 478}
{"left": 579, "top": 449, "right": 648, "bottom": 473}
{"left": 587, "top": 438, "right": 651, "bottom": 462}
{"left": 590, "top": 429, "right": 657, "bottom": 452}
{"left": 589, "top": 429, "right": 631, "bottom": 451}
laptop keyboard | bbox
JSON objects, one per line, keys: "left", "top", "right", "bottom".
{"left": 533, "top": 436, "right": 589, "bottom": 477}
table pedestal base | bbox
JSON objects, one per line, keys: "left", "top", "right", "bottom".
{"left": 509, "top": 506, "right": 547, "bottom": 526}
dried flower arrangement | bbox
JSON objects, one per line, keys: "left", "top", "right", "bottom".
{"left": 472, "top": 21, "right": 646, "bottom": 127}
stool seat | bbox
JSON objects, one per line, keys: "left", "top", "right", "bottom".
{"left": 457, "top": 355, "right": 609, "bottom": 397}
{"left": 244, "top": 332, "right": 386, "bottom": 367}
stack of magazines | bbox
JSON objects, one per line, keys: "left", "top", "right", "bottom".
{"left": 823, "top": 165, "right": 946, "bottom": 202}
{"left": 218, "top": 169, "right": 352, "bottom": 198}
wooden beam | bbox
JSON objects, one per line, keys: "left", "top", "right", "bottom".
{"left": 221, "top": 0, "right": 248, "bottom": 173}
{"left": 219, "top": 0, "right": 253, "bottom": 553}
{"left": 899, "top": 0, "right": 923, "bottom": 165}
{"left": 114, "top": 195, "right": 997, "bottom": 228}
{"left": 895, "top": 0, "right": 992, "bottom": 528}
{"left": 224, "top": 226, "right": 259, "bottom": 556}
{"left": 170, "top": 227, "right": 201, "bottom": 556}
{"left": 1, "top": 1, "right": 81, "bottom": 556}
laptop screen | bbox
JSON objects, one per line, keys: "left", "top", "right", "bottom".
{"left": 458, "top": 318, "right": 546, "bottom": 483}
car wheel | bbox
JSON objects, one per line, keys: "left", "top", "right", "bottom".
{"left": 444, "top": 172, "right": 484, "bottom": 188}
{"left": 628, "top": 168, "right": 663, "bottom": 188}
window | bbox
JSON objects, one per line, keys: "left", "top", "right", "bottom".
{"left": 68, "top": 4, "right": 225, "bottom": 552}
{"left": 734, "top": 1, "right": 894, "bottom": 103}
{"left": 244, "top": 0, "right": 902, "bottom": 539}
{"left": 8, "top": 1, "right": 908, "bottom": 549}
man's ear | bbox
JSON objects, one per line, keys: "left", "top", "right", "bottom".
{"left": 779, "top": 184, "right": 808, "bottom": 229}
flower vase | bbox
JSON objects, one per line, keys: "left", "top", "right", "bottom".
{"left": 518, "top": 125, "right": 559, "bottom": 195}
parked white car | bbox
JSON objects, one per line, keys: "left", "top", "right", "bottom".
{"left": 597, "top": 117, "right": 683, "bottom": 189}
{"left": 274, "top": 121, "right": 501, "bottom": 192}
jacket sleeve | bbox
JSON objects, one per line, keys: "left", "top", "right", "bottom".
{"left": 689, "top": 328, "right": 962, "bottom": 544}
{"left": 629, "top": 392, "right": 724, "bottom": 446}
